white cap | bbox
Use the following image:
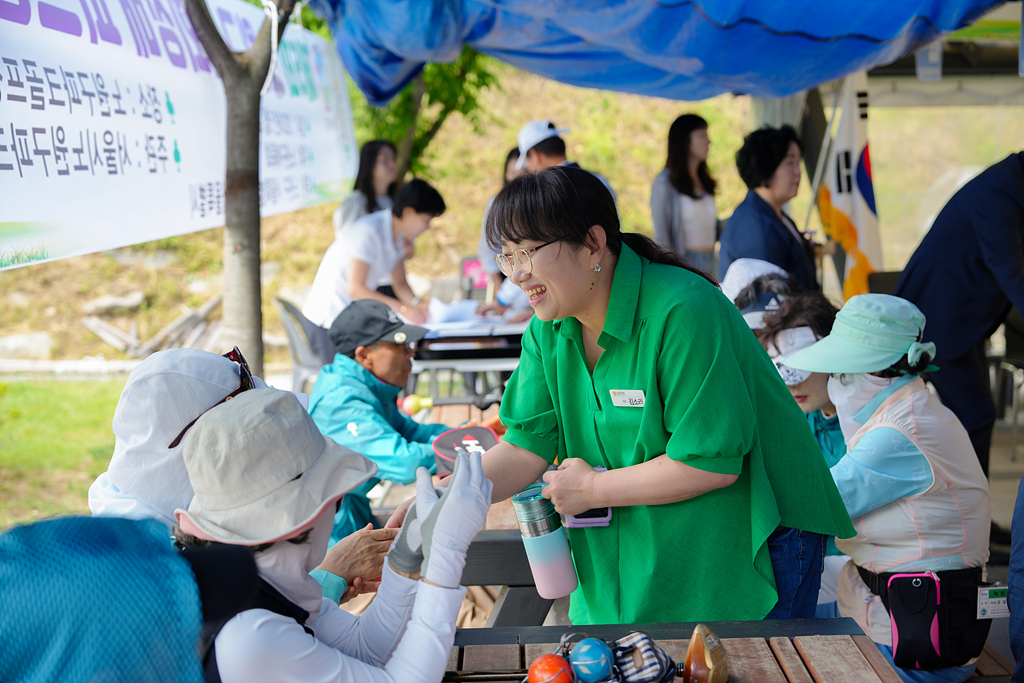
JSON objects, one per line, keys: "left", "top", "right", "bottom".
{"left": 766, "top": 326, "right": 818, "bottom": 386}
{"left": 721, "top": 258, "right": 787, "bottom": 303}
{"left": 515, "top": 120, "right": 570, "bottom": 169}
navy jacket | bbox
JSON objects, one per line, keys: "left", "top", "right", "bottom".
{"left": 894, "top": 152, "right": 1024, "bottom": 361}
{"left": 719, "top": 190, "right": 818, "bottom": 291}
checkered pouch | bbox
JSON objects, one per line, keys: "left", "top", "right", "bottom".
{"left": 609, "top": 631, "right": 677, "bottom": 683}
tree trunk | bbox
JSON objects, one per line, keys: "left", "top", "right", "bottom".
{"left": 222, "top": 83, "right": 264, "bottom": 377}
{"left": 395, "top": 73, "right": 427, "bottom": 182}
{"left": 185, "top": 0, "right": 296, "bottom": 378}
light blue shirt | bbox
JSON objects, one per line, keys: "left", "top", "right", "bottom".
{"left": 830, "top": 374, "right": 933, "bottom": 520}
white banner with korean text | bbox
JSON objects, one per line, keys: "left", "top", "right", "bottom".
{"left": 0, "top": 0, "right": 357, "bottom": 269}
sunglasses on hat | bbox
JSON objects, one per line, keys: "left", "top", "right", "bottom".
{"left": 168, "top": 347, "right": 255, "bottom": 449}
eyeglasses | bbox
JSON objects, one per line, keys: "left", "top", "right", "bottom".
{"left": 168, "top": 347, "right": 255, "bottom": 449}
{"left": 494, "top": 240, "right": 557, "bottom": 277}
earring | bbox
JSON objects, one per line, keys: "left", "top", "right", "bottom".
{"left": 593, "top": 263, "right": 602, "bottom": 272}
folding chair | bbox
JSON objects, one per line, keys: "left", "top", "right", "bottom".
{"left": 272, "top": 297, "right": 334, "bottom": 393}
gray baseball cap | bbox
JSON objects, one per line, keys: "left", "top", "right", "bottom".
{"left": 329, "top": 300, "right": 429, "bottom": 356}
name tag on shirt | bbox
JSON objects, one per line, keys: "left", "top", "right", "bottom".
{"left": 609, "top": 390, "right": 645, "bottom": 407}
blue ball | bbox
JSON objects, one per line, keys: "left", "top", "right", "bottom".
{"left": 569, "top": 638, "right": 614, "bottom": 682}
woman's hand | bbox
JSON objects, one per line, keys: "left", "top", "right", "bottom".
{"left": 401, "top": 304, "right": 428, "bottom": 325}
{"left": 477, "top": 301, "right": 508, "bottom": 317}
{"left": 316, "top": 524, "right": 397, "bottom": 589}
{"left": 542, "top": 458, "right": 600, "bottom": 517}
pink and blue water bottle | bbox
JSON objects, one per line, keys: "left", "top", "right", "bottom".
{"left": 511, "top": 484, "right": 579, "bottom": 599}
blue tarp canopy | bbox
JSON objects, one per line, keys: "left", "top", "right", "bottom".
{"left": 306, "top": 0, "right": 1007, "bottom": 106}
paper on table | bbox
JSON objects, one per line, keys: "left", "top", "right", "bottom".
{"left": 427, "top": 297, "right": 481, "bottom": 323}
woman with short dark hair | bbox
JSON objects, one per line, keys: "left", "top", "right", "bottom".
{"left": 477, "top": 165, "right": 854, "bottom": 625}
{"left": 650, "top": 114, "right": 719, "bottom": 274}
{"left": 719, "top": 125, "right": 818, "bottom": 291}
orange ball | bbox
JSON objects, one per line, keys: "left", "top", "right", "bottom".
{"left": 528, "top": 653, "right": 574, "bottom": 683}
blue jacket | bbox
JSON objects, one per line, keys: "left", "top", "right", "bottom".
{"left": 895, "top": 152, "right": 1024, "bottom": 361}
{"left": 308, "top": 355, "right": 448, "bottom": 544}
{"left": 719, "top": 190, "right": 818, "bottom": 291}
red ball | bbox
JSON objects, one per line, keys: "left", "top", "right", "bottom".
{"left": 528, "top": 653, "right": 574, "bottom": 683}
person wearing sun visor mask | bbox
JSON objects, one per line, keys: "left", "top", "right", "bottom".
{"left": 785, "top": 294, "right": 991, "bottom": 682}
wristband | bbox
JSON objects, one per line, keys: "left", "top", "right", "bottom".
{"left": 310, "top": 569, "right": 347, "bottom": 604}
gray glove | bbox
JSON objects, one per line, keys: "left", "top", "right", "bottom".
{"left": 420, "top": 450, "right": 493, "bottom": 588}
{"left": 387, "top": 467, "right": 441, "bottom": 574}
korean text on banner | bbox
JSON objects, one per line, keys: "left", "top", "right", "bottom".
{"left": 0, "top": 0, "right": 358, "bottom": 270}
{"left": 816, "top": 71, "right": 883, "bottom": 299}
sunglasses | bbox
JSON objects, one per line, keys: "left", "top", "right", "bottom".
{"left": 168, "top": 347, "right": 255, "bottom": 449}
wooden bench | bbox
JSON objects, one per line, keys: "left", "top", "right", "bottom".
{"left": 443, "top": 619, "right": 904, "bottom": 682}
{"left": 972, "top": 643, "right": 1015, "bottom": 680}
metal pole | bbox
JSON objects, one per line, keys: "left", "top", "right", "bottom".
{"left": 803, "top": 77, "right": 845, "bottom": 234}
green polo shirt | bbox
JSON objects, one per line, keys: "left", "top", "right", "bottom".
{"left": 500, "top": 244, "right": 854, "bottom": 625}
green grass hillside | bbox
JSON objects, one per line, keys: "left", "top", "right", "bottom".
{"left": 1, "top": 59, "right": 1022, "bottom": 364}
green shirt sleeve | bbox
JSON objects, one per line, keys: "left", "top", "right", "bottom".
{"left": 499, "top": 321, "right": 560, "bottom": 463}
{"left": 656, "top": 296, "right": 755, "bottom": 476}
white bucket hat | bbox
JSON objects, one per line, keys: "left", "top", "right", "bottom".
{"left": 92, "top": 348, "right": 309, "bottom": 527}
{"left": 98, "top": 349, "right": 270, "bottom": 527}
{"left": 175, "top": 389, "right": 377, "bottom": 546}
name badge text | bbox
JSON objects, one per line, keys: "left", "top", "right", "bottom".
{"left": 609, "top": 389, "right": 645, "bottom": 407}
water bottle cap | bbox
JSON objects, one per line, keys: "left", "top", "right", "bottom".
{"left": 512, "top": 484, "right": 561, "bottom": 535}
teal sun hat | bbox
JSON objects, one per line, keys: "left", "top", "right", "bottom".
{"left": 784, "top": 294, "right": 937, "bottom": 375}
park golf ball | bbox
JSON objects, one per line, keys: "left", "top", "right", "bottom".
{"left": 528, "top": 653, "right": 573, "bottom": 683}
{"left": 570, "top": 638, "right": 614, "bottom": 682}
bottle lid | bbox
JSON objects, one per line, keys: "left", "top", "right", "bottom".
{"left": 512, "top": 484, "right": 561, "bottom": 536}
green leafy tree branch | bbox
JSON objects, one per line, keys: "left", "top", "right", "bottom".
{"left": 349, "top": 47, "right": 497, "bottom": 180}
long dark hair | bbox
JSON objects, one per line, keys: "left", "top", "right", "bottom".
{"left": 667, "top": 114, "right": 716, "bottom": 198}
{"left": 486, "top": 166, "right": 717, "bottom": 285}
{"left": 353, "top": 140, "right": 397, "bottom": 213}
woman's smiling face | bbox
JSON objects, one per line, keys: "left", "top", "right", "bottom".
{"left": 503, "top": 237, "right": 595, "bottom": 322}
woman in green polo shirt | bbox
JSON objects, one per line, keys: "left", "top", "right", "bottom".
{"left": 481, "top": 166, "right": 854, "bottom": 625}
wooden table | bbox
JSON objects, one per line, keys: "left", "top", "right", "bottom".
{"left": 443, "top": 619, "right": 904, "bottom": 683}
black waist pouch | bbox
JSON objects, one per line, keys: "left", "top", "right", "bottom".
{"left": 864, "top": 567, "right": 991, "bottom": 670}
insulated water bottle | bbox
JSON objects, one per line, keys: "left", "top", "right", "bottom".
{"left": 511, "top": 484, "right": 578, "bottom": 599}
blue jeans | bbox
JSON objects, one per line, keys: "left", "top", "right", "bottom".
{"left": 765, "top": 526, "right": 826, "bottom": 619}
{"left": 1009, "top": 476, "right": 1024, "bottom": 683}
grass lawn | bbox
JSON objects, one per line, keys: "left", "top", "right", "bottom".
{"left": 0, "top": 378, "right": 125, "bottom": 530}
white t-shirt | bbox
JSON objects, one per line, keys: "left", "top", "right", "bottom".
{"left": 303, "top": 209, "right": 403, "bottom": 328}
{"left": 333, "top": 193, "right": 394, "bottom": 240}
{"left": 496, "top": 278, "right": 530, "bottom": 310}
